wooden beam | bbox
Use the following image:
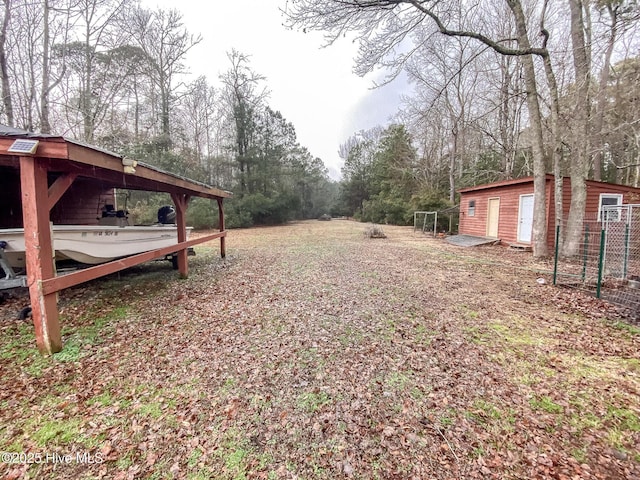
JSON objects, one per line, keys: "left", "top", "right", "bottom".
{"left": 41, "top": 231, "right": 226, "bottom": 295}
{"left": 47, "top": 173, "right": 77, "bottom": 211}
{"left": 41, "top": 156, "right": 229, "bottom": 201}
{"left": 3, "top": 138, "right": 232, "bottom": 200}
{"left": 0, "top": 157, "right": 19, "bottom": 167}
{"left": 67, "top": 143, "right": 231, "bottom": 199}
{"left": 0, "top": 137, "right": 68, "bottom": 159}
{"left": 20, "top": 156, "right": 62, "bottom": 355}
{"left": 217, "top": 198, "right": 226, "bottom": 258}
{"left": 171, "top": 193, "right": 191, "bottom": 278}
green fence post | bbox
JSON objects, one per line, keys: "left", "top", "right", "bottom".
{"left": 582, "top": 224, "right": 589, "bottom": 282}
{"left": 596, "top": 228, "right": 606, "bottom": 299}
{"left": 553, "top": 224, "right": 560, "bottom": 285}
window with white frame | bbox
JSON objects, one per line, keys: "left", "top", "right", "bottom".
{"left": 468, "top": 200, "right": 476, "bottom": 217}
{"left": 598, "top": 193, "right": 623, "bottom": 221}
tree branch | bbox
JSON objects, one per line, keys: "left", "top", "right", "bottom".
{"left": 406, "top": 0, "right": 548, "bottom": 57}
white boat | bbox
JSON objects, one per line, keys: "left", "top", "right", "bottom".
{"left": 0, "top": 224, "right": 192, "bottom": 269}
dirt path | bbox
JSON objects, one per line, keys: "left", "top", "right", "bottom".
{"left": 1, "top": 220, "right": 639, "bottom": 479}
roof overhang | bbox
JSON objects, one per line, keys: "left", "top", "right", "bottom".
{"left": 0, "top": 129, "right": 232, "bottom": 200}
{"left": 458, "top": 174, "right": 640, "bottom": 195}
{"left": 457, "top": 175, "right": 542, "bottom": 194}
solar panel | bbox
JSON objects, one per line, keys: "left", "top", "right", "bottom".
{"left": 8, "top": 139, "right": 39, "bottom": 154}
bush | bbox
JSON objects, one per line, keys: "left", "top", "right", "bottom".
{"left": 364, "top": 224, "right": 387, "bottom": 239}
{"left": 226, "top": 207, "right": 253, "bottom": 229}
{"left": 186, "top": 197, "right": 217, "bottom": 230}
{"left": 125, "top": 191, "right": 171, "bottom": 225}
{"left": 361, "top": 195, "right": 413, "bottom": 225}
{"left": 224, "top": 192, "right": 300, "bottom": 227}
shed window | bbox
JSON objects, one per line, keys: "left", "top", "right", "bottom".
{"left": 598, "top": 193, "right": 623, "bottom": 221}
{"left": 468, "top": 200, "right": 476, "bottom": 217}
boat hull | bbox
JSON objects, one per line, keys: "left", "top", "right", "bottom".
{"left": 0, "top": 225, "right": 192, "bottom": 268}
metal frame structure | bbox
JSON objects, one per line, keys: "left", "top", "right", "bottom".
{"left": 413, "top": 211, "right": 438, "bottom": 236}
{"left": 0, "top": 126, "right": 232, "bottom": 355}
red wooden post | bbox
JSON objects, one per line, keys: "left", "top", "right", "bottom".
{"left": 20, "top": 156, "right": 62, "bottom": 355}
{"left": 171, "top": 193, "right": 190, "bottom": 278}
{"left": 217, "top": 197, "right": 226, "bottom": 258}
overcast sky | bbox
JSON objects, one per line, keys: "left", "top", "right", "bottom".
{"left": 141, "top": 0, "right": 406, "bottom": 179}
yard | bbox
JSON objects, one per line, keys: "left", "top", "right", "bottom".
{"left": 1, "top": 220, "right": 639, "bottom": 480}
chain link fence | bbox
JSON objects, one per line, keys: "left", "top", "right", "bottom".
{"left": 553, "top": 205, "right": 640, "bottom": 316}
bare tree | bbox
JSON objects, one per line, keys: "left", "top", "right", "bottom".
{"left": 403, "top": 33, "right": 486, "bottom": 202}
{"left": 284, "top": 0, "right": 552, "bottom": 256}
{"left": 0, "top": 0, "right": 13, "bottom": 126}
{"left": 592, "top": 0, "right": 640, "bottom": 180}
{"left": 40, "top": 0, "right": 73, "bottom": 133}
{"left": 11, "top": 1, "right": 49, "bottom": 131}
{"left": 41, "top": 0, "right": 52, "bottom": 133}
{"left": 219, "top": 50, "right": 268, "bottom": 194}
{"left": 558, "top": 0, "right": 592, "bottom": 257}
{"left": 46, "top": 0, "right": 135, "bottom": 141}
{"left": 127, "top": 7, "right": 201, "bottom": 147}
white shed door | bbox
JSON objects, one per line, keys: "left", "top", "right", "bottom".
{"left": 518, "top": 194, "right": 534, "bottom": 243}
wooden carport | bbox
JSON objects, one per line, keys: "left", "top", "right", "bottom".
{"left": 0, "top": 126, "right": 232, "bottom": 355}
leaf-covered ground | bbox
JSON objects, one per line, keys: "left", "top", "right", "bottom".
{"left": 1, "top": 220, "right": 639, "bottom": 480}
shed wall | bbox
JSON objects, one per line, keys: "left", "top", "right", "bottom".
{"left": 459, "top": 182, "right": 537, "bottom": 244}
{"left": 461, "top": 177, "right": 640, "bottom": 249}
{"left": 50, "top": 179, "right": 115, "bottom": 225}
{"left": 0, "top": 168, "right": 115, "bottom": 227}
{"left": 0, "top": 166, "right": 22, "bottom": 228}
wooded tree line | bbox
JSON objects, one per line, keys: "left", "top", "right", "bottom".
{"left": 286, "top": 0, "right": 640, "bottom": 257}
{"left": 0, "top": 0, "right": 335, "bottom": 228}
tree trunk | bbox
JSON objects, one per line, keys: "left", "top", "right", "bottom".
{"left": 82, "top": 20, "right": 93, "bottom": 142}
{"left": 562, "top": 0, "right": 592, "bottom": 257}
{"left": 449, "top": 125, "right": 457, "bottom": 203}
{"left": 40, "top": 0, "right": 51, "bottom": 133}
{"left": 592, "top": 4, "right": 617, "bottom": 181}
{"left": 508, "top": 0, "right": 548, "bottom": 257}
{"left": 540, "top": 5, "right": 563, "bottom": 249}
{"left": 0, "top": 0, "right": 14, "bottom": 127}
{"left": 160, "top": 77, "right": 170, "bottom": 144}
{"left": 498, "top": 56, "right": 514, "bottom": 178}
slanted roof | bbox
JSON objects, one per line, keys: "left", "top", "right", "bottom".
{"left": 0, "top": 124, "right": 232, "bottom": 200}
{"left": 458, "top": 175, "right": 640, "bottom": 195}
{"left": 457, "top": 175, "right": 542, "bottom": 194}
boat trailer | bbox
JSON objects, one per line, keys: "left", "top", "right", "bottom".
{"left": 0, "top": 241, "right": 195, "bottom": 292}
{"left": 0, "top": 241, "right": 27, "bottom": 290}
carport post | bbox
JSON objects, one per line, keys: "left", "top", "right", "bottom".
{"left": 171, "top": 193, "right": 190, "bottom": 278}
{"left": 217, "top": 197, "right": 226, "bottom": 258}
{"left": 20, "top": 156, "right": 62, "bottom": 355}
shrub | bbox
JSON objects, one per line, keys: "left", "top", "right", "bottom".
{"left": 361, "top": 195, "right": 413, "bottom": 225}
{"left": 364, "top": 224, "right": 387, "bottom": 239}
{"left": 186, "top": 197, "right": 217, "bottom": 230}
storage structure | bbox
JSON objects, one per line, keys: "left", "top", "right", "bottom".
{"left": 0, "top": 125, "right": 232, "bottom": 355}
{"left": 458, "top": 175, "right": 640, "bottom": 249}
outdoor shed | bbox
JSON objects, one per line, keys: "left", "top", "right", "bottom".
{"left": 458, "top": 175, "right": 640, "bottom": 249}
{"left": 0, "top": 125, "right": 232, "bottom": 355}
